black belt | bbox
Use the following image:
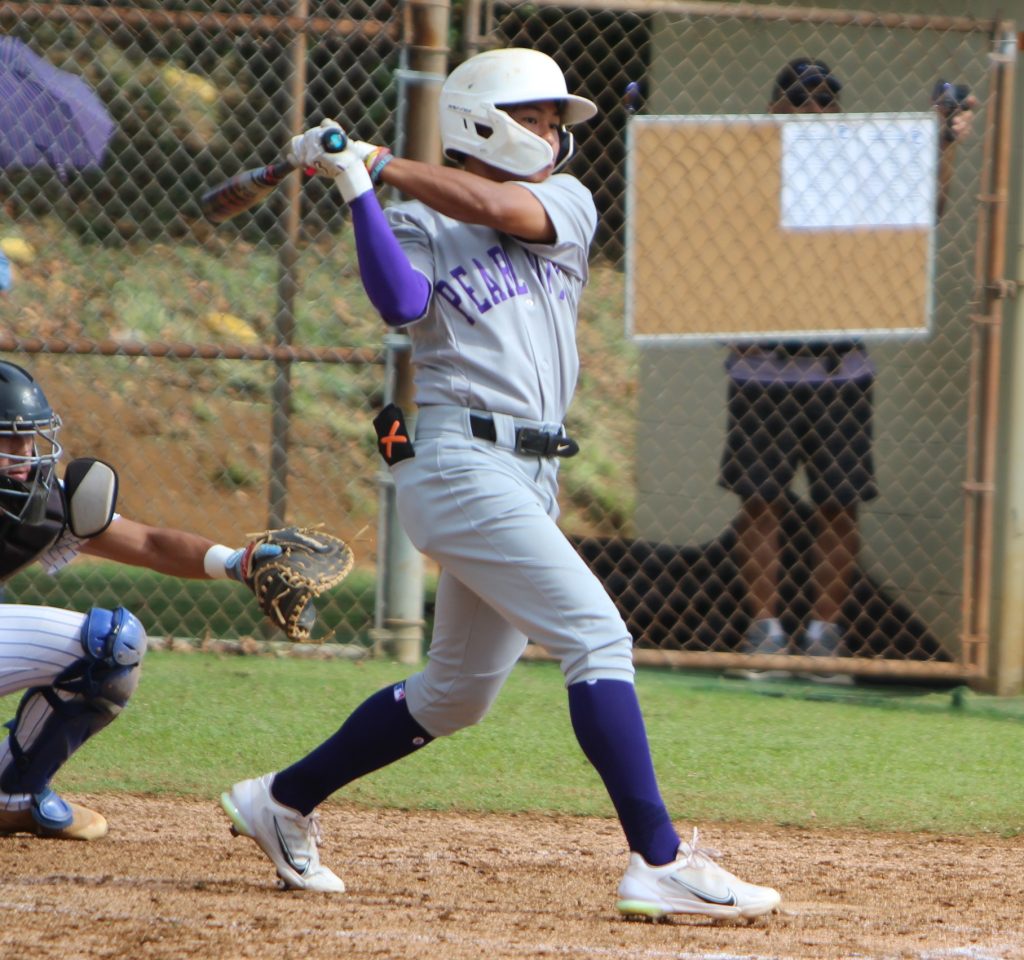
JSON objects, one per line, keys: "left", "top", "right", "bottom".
{"left": 470, "top": 414, "right": 579, "bottom": 458}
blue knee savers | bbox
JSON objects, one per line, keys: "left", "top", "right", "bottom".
{"left": 0, "top": 607, "right": 147, "bottom": 796}
{"left": 81, "top": 606, "right": 145, "bottom": 667}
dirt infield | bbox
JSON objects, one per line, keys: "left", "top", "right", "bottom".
{"left": 1, "top": 795, "right": 1021, "bottom": 960}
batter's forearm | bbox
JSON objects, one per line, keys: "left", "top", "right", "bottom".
{"left": 349, "top": 193, "right": 430, "bottom": 325}
{"left": 378, "top": 158, "right": 492, "bottom": 219}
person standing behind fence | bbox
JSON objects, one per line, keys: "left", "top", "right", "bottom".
{"left": 220, "top": 47, "right": 782, "bottom": 922}
{"left": 720, "top": 59, "right": 974, "bottom": 680}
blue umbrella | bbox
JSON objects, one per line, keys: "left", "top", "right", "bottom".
{"left": 0, "top": 37, "right": 114, "bottom": 171}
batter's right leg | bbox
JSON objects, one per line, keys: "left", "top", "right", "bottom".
{"left": 221, "top": 573, "right": 526, "bottom": 891}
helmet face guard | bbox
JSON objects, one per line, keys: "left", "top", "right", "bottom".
{"left": 440, "top": 49, "right": 597, "bottom": 177}
{"left": 0, "top": 362, "right": 62, "bottom": 525}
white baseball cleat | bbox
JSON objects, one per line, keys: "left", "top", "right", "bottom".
{"left": 220, "top": 773, "right": 345, "bottom": 893}
{"left": 616, "top": 828, "right": 781, "bottom": 921}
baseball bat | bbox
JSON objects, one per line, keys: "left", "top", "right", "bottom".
{"left": 200, "top": 128, "right": 347, "bottom": 223}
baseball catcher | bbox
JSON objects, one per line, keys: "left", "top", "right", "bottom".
{"left": 0, "top": 360, "right": 352, "bottom": 842}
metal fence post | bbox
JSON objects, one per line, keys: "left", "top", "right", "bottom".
{"left": 371, "top": 334, "right": 425, "bottom": 663}
{"left": 268, "top": 0, "right": 309, "bottom": 530}
{"left": 368, "top": 0, "right": 449, "bottom": 661}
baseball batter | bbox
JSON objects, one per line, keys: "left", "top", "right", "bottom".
{"left": 0, "top": 361, "right": 279, "bottom": 840}
{"left": 221, "top": 48, "right": 781, "bottom": 920}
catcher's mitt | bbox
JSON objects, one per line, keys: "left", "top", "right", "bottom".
{"left": 241, "top": 526, "right": 354, "bottom": 642}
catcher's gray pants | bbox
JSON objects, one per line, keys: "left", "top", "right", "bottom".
{"left": 393, "top": 405, "right": 634, "bottom": 738}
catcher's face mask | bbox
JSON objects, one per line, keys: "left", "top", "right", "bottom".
{"left": 0, "top": 360, "right": 62, "bottom": 529}
{"left": 0, "top": 427, "right": 61, "bottom": 525}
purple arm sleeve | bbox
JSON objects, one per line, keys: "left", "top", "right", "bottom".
{"left": 349, "top": 193, "right": 431, "bottom": 326}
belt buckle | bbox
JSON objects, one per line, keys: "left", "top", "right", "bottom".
{"left": 514, "top": 427, "right": 579, "bottom": 458}
{"left": 514, "top": 427, "right": 551, "bottom": 456}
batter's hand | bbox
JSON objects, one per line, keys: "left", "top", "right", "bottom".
{"left": 348, "top": 140, "right": 394, "bottom": 184}
{"left": 288, "top": 121, "right": 373, "bottom": 202}
{"left": 345, "top": 140, "right": 377, "bottom": 162}
{"left": 287, "top": 119, "right": 345, "bottom": 169}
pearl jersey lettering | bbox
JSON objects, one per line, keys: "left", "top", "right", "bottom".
{"left": 435, "top": 247, "right": 568, "bottom": 324}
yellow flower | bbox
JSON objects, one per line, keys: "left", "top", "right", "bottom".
{"left": 203, "top": 312, "right": 260, "bottom": 343}
{"left": 162, "top": 65, "right": 218, "bottom": 106}
{"left": 0, "top": 237, "right": 35, "bottom": 264}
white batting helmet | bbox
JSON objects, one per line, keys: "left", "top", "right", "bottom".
{"left": 440, "top": 48, "right": 597, "bottom": 177}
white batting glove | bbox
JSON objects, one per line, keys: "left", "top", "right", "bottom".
{"left": 325, "top": 148, "right": 375, "bottom": 202}
{"left": 346, "top": 140, "right": 377, "bottom": 162}
{"left": 287, "top": 119, "right": 345, "bottom": 169}
{"left": 287, "top": 125, "right": 373, "bottom": 203}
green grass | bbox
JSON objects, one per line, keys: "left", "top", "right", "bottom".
{"left": 9, "top": 651, "right": 1021, "bottom": 837}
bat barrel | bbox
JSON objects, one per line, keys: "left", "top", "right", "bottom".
{"left": 201, "top": 129, "right": 347, "bottom": 224}
{"left": 200, "top": 161, "right": 295, "bottom": 223}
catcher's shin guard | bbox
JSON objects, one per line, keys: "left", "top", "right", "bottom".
{"left": 0, "top": 607, "right": 146, "bottom": 796}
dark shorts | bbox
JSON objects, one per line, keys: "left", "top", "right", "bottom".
{"left": 718, "top": 376, "right": 878, "bottom": 507}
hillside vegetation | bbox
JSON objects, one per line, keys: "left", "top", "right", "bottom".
{"left": 1, "top": 216, "right": 638, "bottom": 544}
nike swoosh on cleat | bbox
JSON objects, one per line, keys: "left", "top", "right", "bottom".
{"left": 664, "top": 874, "right": 738, "bottom": 906}
{"left": 274, "top": 818, "right": 310, "bottom": 875}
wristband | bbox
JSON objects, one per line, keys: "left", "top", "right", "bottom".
{"left": 363, "top": 146, "right": 387, "bottom": 171}
{"left": 366, "top": 147, "right": 394, "bottom": 185}
{"left": 203, "top": 544, "right": 233, "bottom": 579}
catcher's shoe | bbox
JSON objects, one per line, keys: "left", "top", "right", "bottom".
{"left": 0, "top": 789, "right": 108, "bottom": 841}
{"left": 617, "top": 829, "right": 780, "bottom": 921}
{"left": 220, "top": 774, "right": 345, "bottom": 893}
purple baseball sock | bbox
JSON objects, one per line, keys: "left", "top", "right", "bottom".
{"left": 568, "top": 678, "right": 680, "bottom": 866}
{"left": 271, "top": 682, "right": 433, "bottom": 816}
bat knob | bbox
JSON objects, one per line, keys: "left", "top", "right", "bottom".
{"left": 321, "top": 129, "right": 347, "bottom": 153}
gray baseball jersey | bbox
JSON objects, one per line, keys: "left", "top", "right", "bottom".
{"left": 386, "top": 174, "right": 596, "bottom": 424}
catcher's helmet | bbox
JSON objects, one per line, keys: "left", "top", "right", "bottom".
{"left": 440, "top": 48, "right": 597, "bottom": 177}
{"left": 0, "top": 361, "right": 62, "bottom": 525}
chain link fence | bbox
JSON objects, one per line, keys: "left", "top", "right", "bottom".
{"left": 481, "top": 2, "right": 1012, "bottom": 682}
{"left": 0, "top": 2, "right": 1016, "bottom": 684}
{"left": 0, "top": 1, "right": 404, "bottom": 644}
